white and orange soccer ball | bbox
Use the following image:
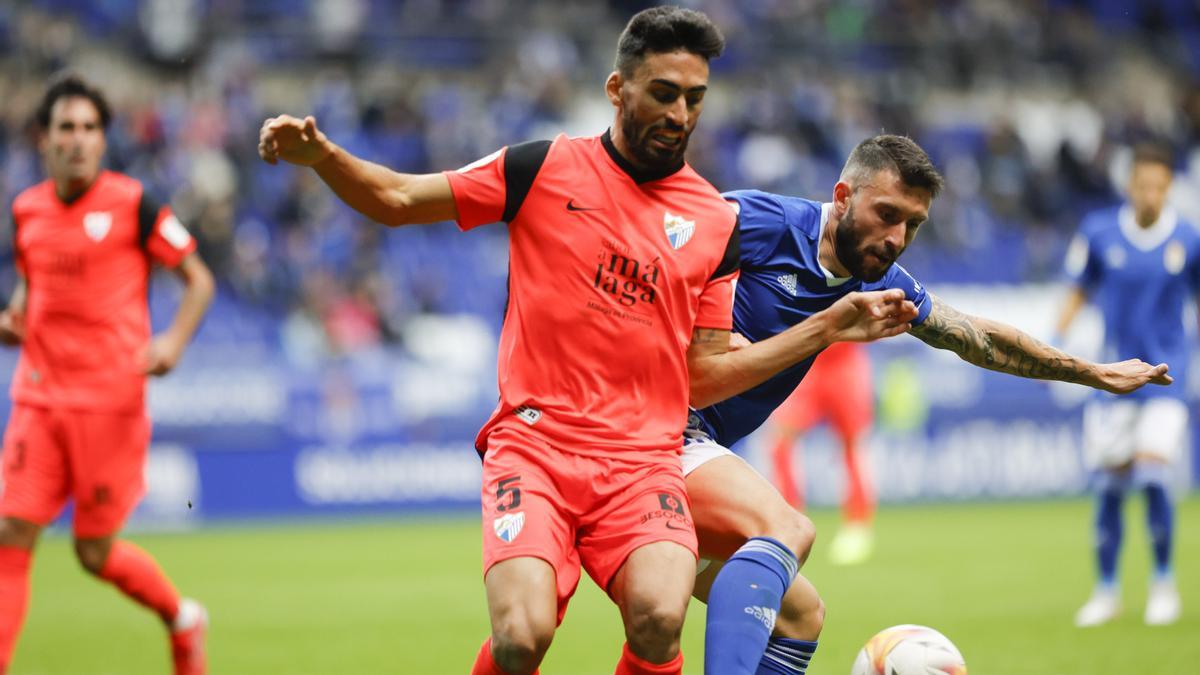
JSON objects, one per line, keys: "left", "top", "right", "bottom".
{"left": 850, "top": 624, "right": 967, "bottom": 675}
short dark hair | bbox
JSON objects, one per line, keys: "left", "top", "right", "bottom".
{"left": 1132, "top": 142, "right": 1174, "bottom": 171}
{"left": 841, "top": 134, "right": 944, "bottom": 198}
{"left": 35, "top": 74, "right": 112, "bottom": 130}
{"left": 614, "top": 6, "right": 725, "bottom": 78}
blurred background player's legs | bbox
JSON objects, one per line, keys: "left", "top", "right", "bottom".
{"left": 767, "top": 343, "right": 876, "bottom": 565}
{"left": 0, "top": 407, "right": 209, "bottom": 674}
{"left": 1132, "top": 398, "right": 1187, "bottom": 625}
{"left": 767, "top": 376, "right": 823, "bottom": 511}
{"left": 1076, "top": 398, "right": 1186, "bottom": 627}
{"left": 0, "top": 404, "right": 71, "bottom": 672}
{"left": 0, "top": 516, "right": 40, "bottom": 673}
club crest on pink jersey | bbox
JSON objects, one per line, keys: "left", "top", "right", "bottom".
{"left": 83, "top": 212, "right": 112, "bottom": 242}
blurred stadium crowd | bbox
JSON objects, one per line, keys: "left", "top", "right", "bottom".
{"left": 2, "top": 0, "right": 1200, "bottom": 365}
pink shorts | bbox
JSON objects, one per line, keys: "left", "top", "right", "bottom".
{"left": 480, "top": 425, "right": 697, "bottom": 624}
{"left": 0, "top": 404, "right": 150, "bottom": 537}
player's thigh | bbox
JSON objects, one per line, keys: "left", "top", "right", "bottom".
{"left": 0, "top": 405, "right": 70, "bottom": 528}
{"left": 687, "top": 453, "right": 814, "bottom": 560}
{"left": 577, "top": 458, "right": 696, "bottom": 597}
{"left": 1082, "top": 400, "right": 1139, "bottom": 471}
{"left": 67, "top": 411, "right": 150, "bottom": 538}
{"left": 1132, "top": 397, "right": 1188, "bottom": 463}
{"left": 480, "top": 429, "right": 581, "bottom": 626}
{"left": 483, "top": 556, "right": 559, "bottom": 645}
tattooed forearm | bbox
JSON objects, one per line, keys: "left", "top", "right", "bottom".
{"left": 690, "top": 328, "right": 727, "bottom": 346}
{"left": 909, "top": 295, "right": 1096, "bottom": 385}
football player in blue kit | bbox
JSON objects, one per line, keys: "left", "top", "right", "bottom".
{"left": 1055, "top": 144, "right": 1197, "bottom": 628}
{"left": 688, "top": 134, "right": 1173, "bottom": 674}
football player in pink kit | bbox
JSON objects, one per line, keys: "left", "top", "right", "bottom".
{"left": 0, "top": 76, "right": 213, "bottom": 674}
{"left": 260, "top": 8, "right": 919, "bottom": 674}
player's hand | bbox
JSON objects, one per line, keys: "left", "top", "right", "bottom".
{"left": 0, "top": 308, "right": 25, "bottom": 346}
{"left": 824, "top": 289, "right": 918, "bottom": 344}
{"left": 258, "top": 115, "right": 333, "bottom": 166}
{"left": 141, "top": 334, "right": 185, "bottom": 376}
{"left": 1096, "top": 359, "right": 1172, "bottom": 394}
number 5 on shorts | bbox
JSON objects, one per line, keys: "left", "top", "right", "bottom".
{"left": 496, "top": 476, "right": 522, "bottom": 512}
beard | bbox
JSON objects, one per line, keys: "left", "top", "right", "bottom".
{"left": 835, "top": 202, "right": 899, "bottom": 283}
{"left": 620, "top": 107, "right": 690, "bottom": 170}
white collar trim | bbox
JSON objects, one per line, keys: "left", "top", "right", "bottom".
{"left": 1118, "top": 205, "right": 1177, "bottom": 251}
{"left": 817, "top": 202, "right": 853, "bottom": 286}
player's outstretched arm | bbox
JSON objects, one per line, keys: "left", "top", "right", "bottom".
{"left": 258, "top": 114, "right": 456, "bottom": 227}
{"left": 687, "top": 289, "right": 917, "bottom": 408}
{"left": 0, "top": 276, "right": 26, "bottom": 346}
{"left": 143, "top": 252, "right": 214, "bottom": 376}
{"left": 909, "top": 293, "right": 1172, "bottom": 394}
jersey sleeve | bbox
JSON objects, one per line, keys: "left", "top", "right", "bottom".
{"left": 871, "top": 263, "right": 933, "bottom": 325}
{"left": 1064, "top": 219, "right": 1102, "bottom": 289}
{"left": 722, "top": 190, "right": 787, "bottom": 268}
{"left": 443, "top": 140, "right": 552, "bottom": 231}
{"left": 695, "top": 220, "right": 740, "bottom": 330}
{"left": 138, "top": 190, "right": 196, "bottom": 268}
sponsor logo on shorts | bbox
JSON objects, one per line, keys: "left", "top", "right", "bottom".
{"left": 493, "top": 511, "right": 525, "bottom": 543}
{"left": 744, "top": 605, "right": 778, "bottom": 631}
{"left": 92, "top": 485, "right": 111, "bottom": 505}
{"left": 640, "top": 491, "right": 692, "bottom": 531}
{"left": 514, "top": 405, "right": 542, "bottom": 426}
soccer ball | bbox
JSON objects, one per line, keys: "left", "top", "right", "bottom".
{"left": 850, "top": 624, "right": 966, "bottom": 675}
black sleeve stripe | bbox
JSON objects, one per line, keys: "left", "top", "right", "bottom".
{"left": 709, "top": 214, "right": 741, "bottom": 281}
{"left": 502, "top": 140, "right": 552, "bottom": 223}
{"left": 136, "top": 187, "right": 162, "bottom": 248}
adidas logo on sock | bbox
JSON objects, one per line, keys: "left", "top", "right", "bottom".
{"left": 744, "top": 605, "right": 778, "bottom": 631}
{"left": 777, "top": 273, "right": 798, "bottom": 296}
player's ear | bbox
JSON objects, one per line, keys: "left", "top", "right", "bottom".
{"left": 832, "top": 180, "right": 852, "bottom": 213}
{"left": 605, "top": 71, "right": 623, "bottom": 108}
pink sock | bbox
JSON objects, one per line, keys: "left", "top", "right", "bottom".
{"left": 614, "top": 643, "right": 683, "bottom": 675}
{"left": 98, "top": 541, "right": 180, "bottom": 625}
{"left": 0, "top": 546, "right": 32, "bottom": 671}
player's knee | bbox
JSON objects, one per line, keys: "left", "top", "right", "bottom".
{"left": 490, "top": 609, "right": 555, "bottom": 674}
{"left": 763, "top": 508, "right": 816, "bottom": 564}
{"left": 73, "top": 538, "right": 112, "bottom": 576}
{"left": 0, "top": 517, "right": 40, "bottom": 550}
{"left": 623, "top": 596, "right": 688, "bottom": 660}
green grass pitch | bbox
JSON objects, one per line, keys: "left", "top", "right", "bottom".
{"left": 11, "top": 496, "right": 1199, "bottom": 674}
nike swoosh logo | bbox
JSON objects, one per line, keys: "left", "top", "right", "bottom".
{"left": 665, "top": 521, "right": 690, "bottom": 531}
{"left": 566, "top": 199, "right": 602, "bottom": 212}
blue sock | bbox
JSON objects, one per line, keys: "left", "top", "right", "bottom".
{"left": 1133, "top": 463, "right": 1174, "bottom": 579}
{"left": 705, "top": 537, "right": 799, "bottom": 675}
{"left": 757, "top": 637, "right": 817, "bottom": 674}
{"left": 1093, "top": 471, "right": 1127, "bottom": 588}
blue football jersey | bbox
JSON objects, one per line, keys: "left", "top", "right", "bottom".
{"left": 1065, "top": 205, "right": 1200, "bottom": 400}
{"left": 693, "top": 190, "right": 933, "bottom": 447}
